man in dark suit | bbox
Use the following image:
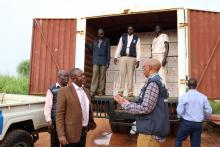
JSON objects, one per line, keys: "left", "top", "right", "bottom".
{"left": 56, "top": 68, "right": 96, "bottom": 147}
{"left": 87, "top": 28, "right": 110, "bottom": 96}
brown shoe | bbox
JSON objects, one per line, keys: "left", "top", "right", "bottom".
{"left": 118, "top": 92, "right": 123, "bottom": 97}
{"left": 97, "top": 92, "right": 104, "bottom": 96}
{"left": 90, "top": 92, "right": 95, "bottom": 97}
{"left": 128, "top": 93, "right": 133, "bottom": 97}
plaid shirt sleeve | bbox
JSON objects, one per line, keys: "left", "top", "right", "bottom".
{"left": 121, "top": 82, "right": 159, "bottom": 114}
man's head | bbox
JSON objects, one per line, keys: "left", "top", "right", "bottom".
{"left": 155, "top": 25, "right": 162, "bottom": 34}
{"left": 57, "top": 70, "right": 69, "bottom": 87}
{"left": 69, "top": 68, "right": 86, "bottom": 87}
{"left": 143, "top": 58, "right": 161, "bottom": 77}
{"left": 127, "top": 25, "right": 134, "bottom": 35}
{"left": 187, "top": 78, "right": 197, "bottom": 89}
{"left": 97, "top": 28, "right": 104, "bottom": 39}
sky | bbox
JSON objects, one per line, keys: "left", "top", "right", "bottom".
{"left": 0, "top": 0, "right": 220, "bottom": 75}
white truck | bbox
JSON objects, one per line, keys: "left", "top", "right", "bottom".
{"left": 0, "top": 93, "right": 47, "bottom": 147}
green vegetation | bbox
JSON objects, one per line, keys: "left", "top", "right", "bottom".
{"left": 0, "top": 75, "right": 29, "bottom": 95}
{"left": 17, "top": 60, "right": 30, "bottom": 77}
{"left": 0, "top": 59, "right": 30, "bottom": 95}
{"left": 209, "top": 100, "right": 220, "bottom": 114}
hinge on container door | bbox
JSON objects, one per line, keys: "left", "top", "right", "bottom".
{"left": 123, "top": 9, "right": 131, "bottom": 15}
{"left": 77, "top": 31, "right": 84, "bottom": 36}
{"left": 179, "top": 23, "right": 188, "bottom": 28}
{"left": 180, "top": 79, "right": 188, "bottom": 84}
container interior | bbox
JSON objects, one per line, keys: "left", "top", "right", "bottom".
{"left": 85, "top": 10, "right": 178, "bottom": 97}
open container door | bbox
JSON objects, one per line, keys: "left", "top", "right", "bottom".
{"left": 188, "top": 9, "right": 220, "bottom": 99}
{"left": 29, "top": 19, "right": 77, "bottom": 95}
{"left": 177, "top": 8, "right": 189, "bottom": 97}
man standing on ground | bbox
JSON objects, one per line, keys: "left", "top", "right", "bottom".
{"left": 56, "top": 68, "right": 96, "bottom": 147}
{"left": 114, "top": 25, "right": 141, "bottom": 97}
{"left": 152, "top": 25, "right": 169, "bottom": 84}
{"left": 44, "top": 70, "right": 69, "bottom": 147}
{"left": 175, "top": 78, "right": 212, "bottom": 147}
{"left": 115, "top": 58, "right": 170, "bottom": 147}
{"left": 87, "top": 28, "right": 110, "bottom": 96}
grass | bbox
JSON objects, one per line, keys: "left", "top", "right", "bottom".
{"left": 0, "top": 75, "right": 29, "bottom": 95}
{"left": 209, "top": 100, "right": 220, "bottom": 114}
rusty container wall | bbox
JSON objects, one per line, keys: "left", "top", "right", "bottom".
{"left": 189, "top": 10, "right": 220, "bottom": 99}
{"left": 29, "top": 19, "right": 77, "bottom": 95}
{"left": 84, "top": 25, "right": 96, "bottom": 89}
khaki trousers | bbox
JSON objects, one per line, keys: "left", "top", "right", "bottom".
{"left": 137, "top": 134, "right": 161, "bottom": 147}
{"left": 90, "top": 64, "right": 107, "bottom": 95}
{"left": 119, "top": 56, "right": 136, "bottom": 95}
{"left": 152, "top": 54, "right": 167, "bottom": 85}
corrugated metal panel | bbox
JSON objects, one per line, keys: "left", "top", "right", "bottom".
{"left": 29, "top": 19, "right": 77, "bottom": 95}
{"left": 189, "top": 10, "right": 220, "bottom": 99}
{"left": 84, "top": 25, "right": 95, "bottom": 89}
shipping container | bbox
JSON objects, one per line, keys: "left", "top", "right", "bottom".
{"left": 29, "top": 7, "right": 220, "bottom": 100}
{"left": 29, "top": 7, "right": 220, "bottom": 133}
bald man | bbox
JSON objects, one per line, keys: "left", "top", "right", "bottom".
{"left": 115, "top": 59, "right": 170, "bottom": 147}
{"left": 44, "top": 70, "right": 69, "bottom": 147}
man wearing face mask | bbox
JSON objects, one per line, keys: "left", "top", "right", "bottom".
{"left": 87, "top": 28, "right": 110, "bottom": 96}
{"left": 44, "top": 70, "right": 69, "bottom": 147}
{"left": 114, "top": 25, "right": 141, "bottom": 97}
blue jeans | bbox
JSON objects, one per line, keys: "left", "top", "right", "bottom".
{"left": 175, "top": 119, "right": 202, "bottom": 147}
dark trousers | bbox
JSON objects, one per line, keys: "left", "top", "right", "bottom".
{"left": 175, "top": 119, "right": 203, "bottom": 147}
{"left": 62, "top": 127, "right": 87, "bottom": 147}
{"left": 50, "top": 121, "right": 60, "bottom": 147}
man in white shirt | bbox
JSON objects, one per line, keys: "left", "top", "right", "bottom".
{"left": 175, "top": 78, "right": 212, "bottom": 147}
{"left": 152, "top": 25, "right": 169, "bottom": 84}
{"left": 114, "top": 25, "right": 141, "bottom": 97}
{"left": 44, "top": 70, "right": 69, "bottom": 147}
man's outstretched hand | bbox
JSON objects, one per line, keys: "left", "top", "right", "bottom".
{"left": 114, "top": 94, "right": 129, "bottom": 105}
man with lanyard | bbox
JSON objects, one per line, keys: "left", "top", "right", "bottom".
{"left": 152, "top": 25, "right": 169, "bottom": 84}
{"left": 44, "top": 70, "right": 69, "bottom": 147}
{"left": 115, "top": 58, "right": 170, "bottom": 147}
{"left": 114, "top": 25, "right": 141, "bottom": 97}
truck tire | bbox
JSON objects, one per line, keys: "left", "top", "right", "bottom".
{"left": 110, "top": 122, "right": 131, "bottom": 134}
{"left": 1, "top": 129, "right": 34, "bottom": 147}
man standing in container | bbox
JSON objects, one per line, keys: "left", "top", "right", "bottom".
{"left": 151, "top": 25, "right": 169, "bottom": 84}
{"left": 114, "top": 58, "right": 170, "bottom": 147}
{"left": 114, "top": 25, "right": 141, "bottom": 97}
{"left": 175, "top": 78, "right": 212, "bottom": 147}
{"left": 87, "top": 28, "right": 110, "bottom": 96}
{"left": 44, "top": 70, "right": 69, "bottom": 147}
{"left": 56, "top": 68, "right": 96, "bottom": 147}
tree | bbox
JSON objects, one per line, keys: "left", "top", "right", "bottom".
{"left": 17, "top": 60, "right": 30, "bottom": 77}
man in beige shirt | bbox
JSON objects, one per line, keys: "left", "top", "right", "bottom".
{"left": 152, "top": 25, "right": 169, "bottom": 84}
{"left": 114, "top": 25, "right": 141, "bottom": 97}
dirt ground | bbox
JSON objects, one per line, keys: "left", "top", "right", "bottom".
{"left": 35, "top": 118, "right": 220, "bottom": 147}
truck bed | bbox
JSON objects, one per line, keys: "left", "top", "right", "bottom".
{"left": 0, "top": 93, "right": 47, "bottom": 141}
{"left": 0, "top": 93, "right": 45, "bottom": 108}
